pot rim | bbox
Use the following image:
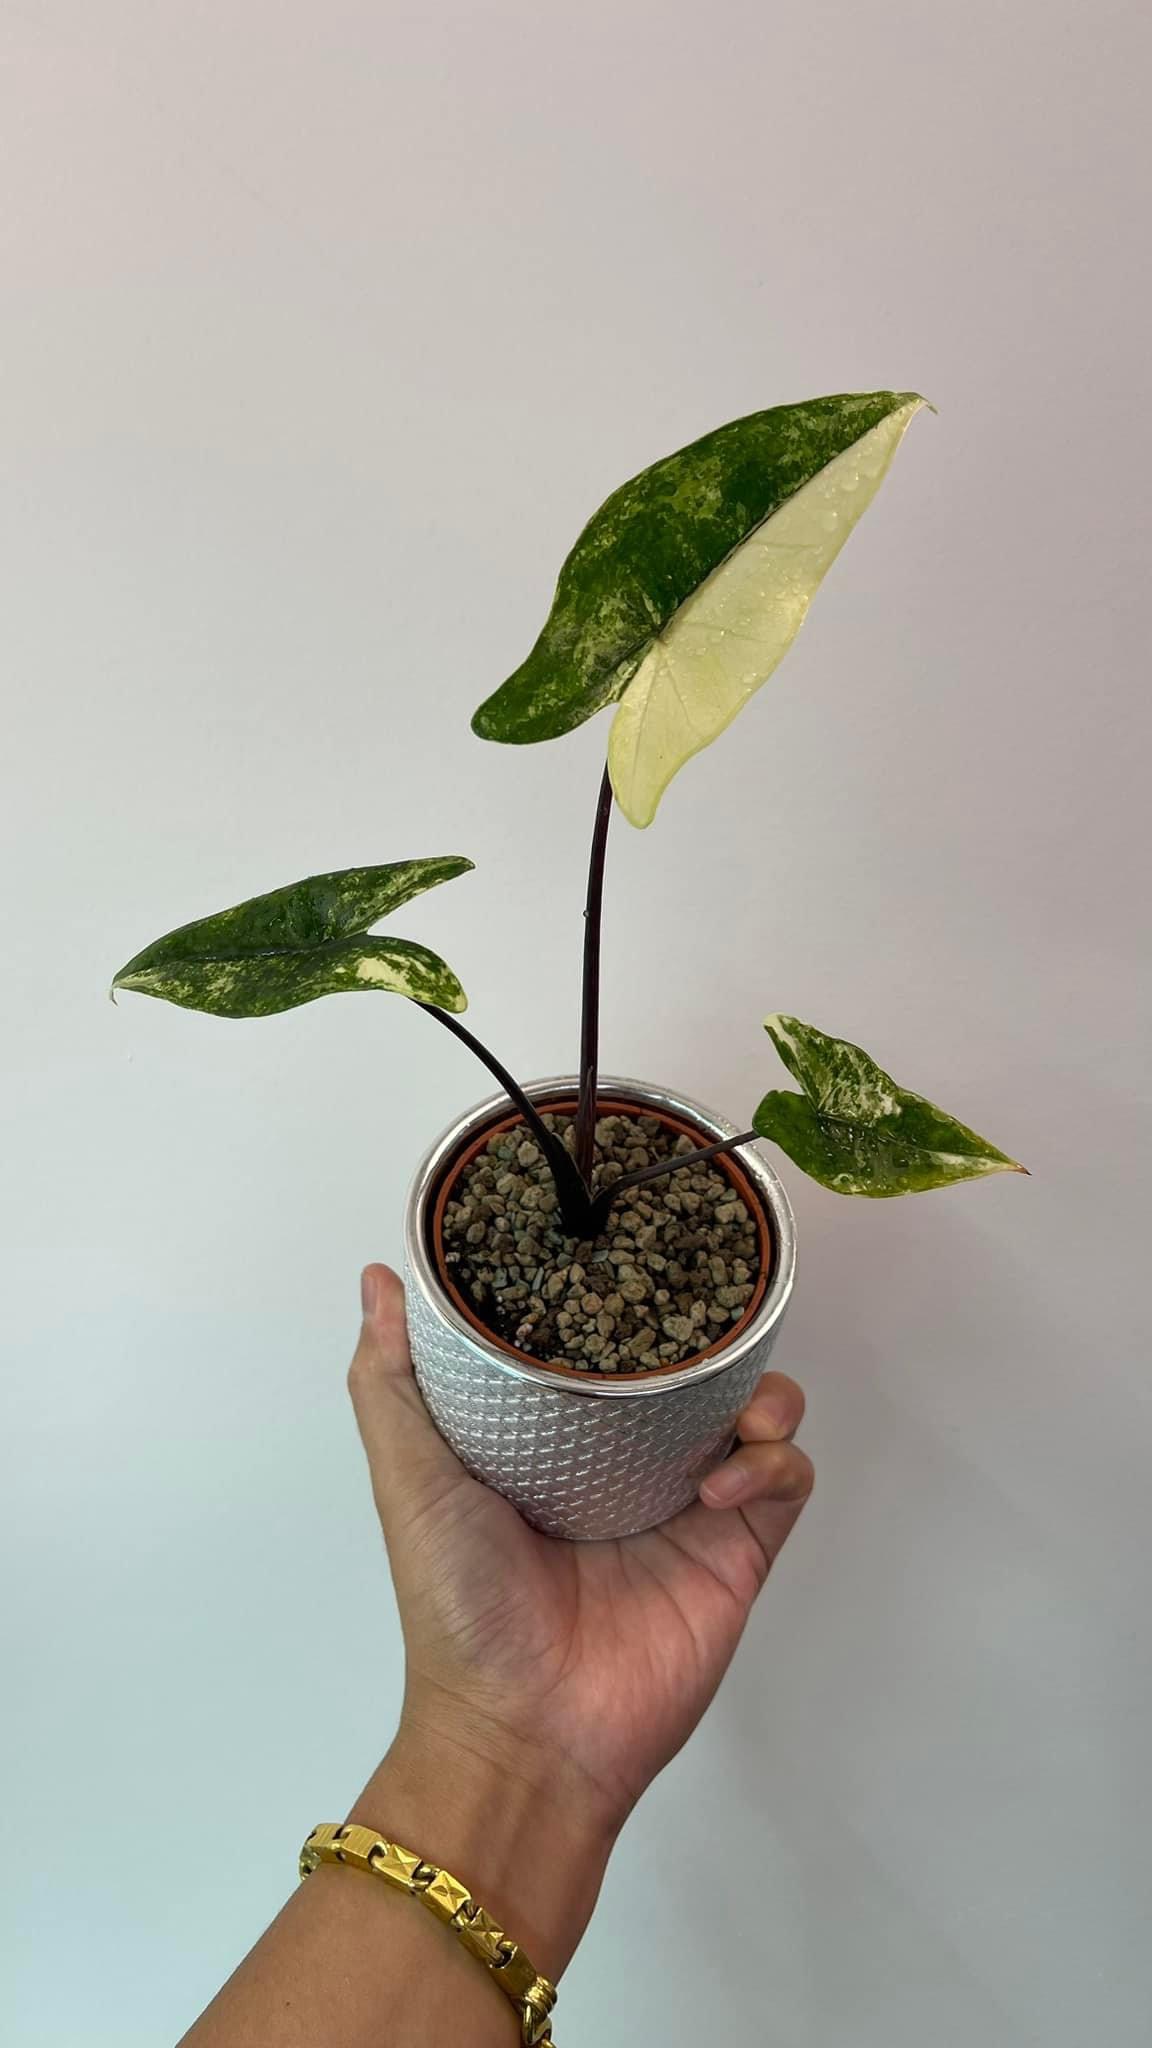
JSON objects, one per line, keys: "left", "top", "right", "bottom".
{"left": 431, "top": 1091, "right": 773, "bottom": 1374}
{"left": 404, "top": 1074, "right": 797, "bottom": 1401}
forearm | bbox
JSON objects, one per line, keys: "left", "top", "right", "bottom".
{"left": 179, "top": 1727, "right": 617, "bottom": 2046}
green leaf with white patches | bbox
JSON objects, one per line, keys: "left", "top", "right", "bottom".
{"left": 753, "top": 1014, "right": 1026, "bottom": 1196}
{"left": 472, "top": 392, "right": 927, "bottom": 827}
{"left": 112, "top": 859, "right": 472, "bottom": 1017}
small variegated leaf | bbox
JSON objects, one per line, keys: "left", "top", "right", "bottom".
{"left": 472, "top": 391, "right": 926, "bottom": 826}
{"left": 114, "top": 934, "right": 467, "bottom": 1018}
{"left": 753, "top": 1015, "right": 1025, "bottom": 1196}
{"left": 112, "top": 859, "right": 472, "bottom": 1017}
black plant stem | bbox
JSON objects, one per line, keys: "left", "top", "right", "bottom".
{"left": 618, "top": 1128, "right": 759, "bottom": 1193}
{"left": 574, "top": 764, "right": 615, "bottom": 1186}
{"left": 585, "top": 1130, "right": 760, "bottom": 1238}
{"left": 417, "top": 1002, "right": 594, "bottom": 1235}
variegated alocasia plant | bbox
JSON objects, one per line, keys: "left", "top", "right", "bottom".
{"left": 113, "top": 389, "right": 1024, "bottom": 1245}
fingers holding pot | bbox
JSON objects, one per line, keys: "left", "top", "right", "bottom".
{"left": 698, "top": 1371, "right": 813, "bottom": 1512}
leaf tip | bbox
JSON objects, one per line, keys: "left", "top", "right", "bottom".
{"left": 986, "top": 1151, "right": 1029, "bottom": 1177}
{"left": 762, "top": 1012, "right": 798, "bottom": 1052}
{"left": 422, "top": 976, "right": 469, "bottom": 1016}
{"left": 471, "top": 675, "right": 549, "bottom": 744}
{"left": 618, "top": 800, "right": 655, "bottom": 830}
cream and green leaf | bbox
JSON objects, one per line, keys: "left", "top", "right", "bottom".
{"left": 753, "top": 1015, "right": 1025, "bottom": 1196}
{"left": 112, "top": 858, "right": 473, "bottom": 1018}
{"left": 473, "top": 391, "right": 927, "bottom": 826}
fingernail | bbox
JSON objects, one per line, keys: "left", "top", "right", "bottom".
{"left": 360, "top": 1267, "right": 379, "bottom": 1320}
{"left": 702, "top": 1464, "right": 746, "bottom": 1506}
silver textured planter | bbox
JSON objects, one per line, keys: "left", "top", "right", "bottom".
{"left": 404, "top": 1076, "right": 796, "bottom": 1541}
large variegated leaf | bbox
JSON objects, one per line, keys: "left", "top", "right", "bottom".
{"left": 753, "top": 1015, "right": 1025, "bottom": 1196}
{"left": 472, "top": 391, "right": 926, "bottom": 826}
{"left": 610, "top": 400, "right": 925, "bottom": 825}
{"left": 112, "top": 858, "right": 472, "bottom": 1017}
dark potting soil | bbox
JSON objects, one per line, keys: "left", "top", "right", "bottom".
{"left": 440, "top": 1109, "right": 762, "bottom": 1372}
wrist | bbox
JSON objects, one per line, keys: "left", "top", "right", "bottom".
{"left": 348, "top": 1710, "right": 619, "bottom": 1979}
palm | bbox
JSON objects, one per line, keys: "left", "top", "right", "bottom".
{"left": 398, "top": 1457, "right": 786, "bottom": 1822}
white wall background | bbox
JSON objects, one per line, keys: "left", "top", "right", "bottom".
{"left": 2, "top": 3, "right": 1149, "bottom": 2041}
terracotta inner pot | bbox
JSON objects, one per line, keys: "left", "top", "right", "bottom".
{"left": 428, "top": 1093, "right": 775, "bottom": 1382}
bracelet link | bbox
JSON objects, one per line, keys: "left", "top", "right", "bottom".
{"left": 454, "top": 1898, "right": 509, "bottom": 1966}
{"left": 492, "top": 1951, "right": 557, "bottom": 2046}
{"left": 522, "top": 1989, "right": 557, "bottom": 2047}
{"left": 299, "top": 1822, "right": 343, "bottom": 1877}
{"left": 420, "top": 1867, "right": 473, "bottom": 1924}
{"left": 491, "top": 1946, "right": 542, "bottom": 2004}
{"left": 369, "top": 1838, "right": 425, "bottom": 1891}
{"left": 331, "top": 1824, "right": 386, "bottom": 1873}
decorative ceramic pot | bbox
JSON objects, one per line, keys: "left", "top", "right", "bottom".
{"left": 404, "top": 1075, "right": 796, "bottom": 1541}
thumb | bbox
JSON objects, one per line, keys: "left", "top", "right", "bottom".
{"left": 347, "top": 1263, "right": 469, "bottom": 1543}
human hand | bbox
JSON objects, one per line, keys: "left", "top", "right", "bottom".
{"left": 349, "top": 1265, "right": 813, "bottom": 1853}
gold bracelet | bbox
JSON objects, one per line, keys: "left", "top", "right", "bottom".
{"left": 300, "top": 1821, "right": 558, "bottom": 2045}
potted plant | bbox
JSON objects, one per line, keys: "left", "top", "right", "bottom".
{"left": 113, "top": 390, "right": 1024, "bottom": 1541}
